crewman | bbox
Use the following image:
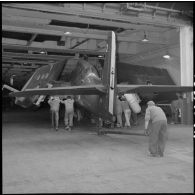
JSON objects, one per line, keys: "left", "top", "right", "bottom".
{"left": 170, "top": 95, "right": 183, "bottom": 124}
{"left": 177, "top": 95, "right": 183, "bottom": 124}
{"left": 116, "top": 96, "right": 123, "bottom": 128}
{"left": 170, "top": 99, "right": 178, "bottom": 124}
{"left": 61, "top": 96, "right": 74, "bottom": 131}
{"left": 121, "top": 95, "right": 131, "bottom": 128}
{"left": 48, "top": 96, "right": 61, "bottom": 131}
{"left": 145, "top": 101, "right": 167, "bottom": 157}
{"left": 124, "top": 93, "right": 141, "bottom": 126}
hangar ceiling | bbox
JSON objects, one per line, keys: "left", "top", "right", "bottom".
{"left": 2, "top": 2, "right": 193, "bottom": 88}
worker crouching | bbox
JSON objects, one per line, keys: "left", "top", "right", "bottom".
{"left": 145, "top": 101, "right": 168, "bottom": 157}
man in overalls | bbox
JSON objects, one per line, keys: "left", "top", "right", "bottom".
{"left": 116, "top": 96, "right": 123, "bottom": 128}
{"left": 121, "top": 95, "right": 131, "bottom": 128}
{"left": 61, "top": 96, "right": 74, "bottom": 131}
{"left": 145, "top": 101, "right": 168, "bottom": 157}
{"left": 48, "top": 96, "right": 61, "bottom": 131}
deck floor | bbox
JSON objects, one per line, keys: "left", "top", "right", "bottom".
{"left": 2, "top": 108, "right": 194, "bottom": 193}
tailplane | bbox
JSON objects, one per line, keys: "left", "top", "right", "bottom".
{"left": 2, "top": 84, "right": 19, "bottom": 92}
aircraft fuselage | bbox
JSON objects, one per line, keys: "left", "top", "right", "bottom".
{"left": 70, "top": 60, "right": 102, "bottom": 114}
{"left": 14, "top": 60, "right": 104, "bottom": 116}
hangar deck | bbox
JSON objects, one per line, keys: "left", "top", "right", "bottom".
{"left": 2, "top": 108, "right": 193, "bottom": 193}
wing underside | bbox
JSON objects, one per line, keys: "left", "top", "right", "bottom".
{"left": 10, "top": 85, "right": 106, "bottom": 97}
{"left": 11, "top": 84, "right": 193, "bottom": 97}
{"left": 117, "top": 85, "right": 193, "bottom": 94}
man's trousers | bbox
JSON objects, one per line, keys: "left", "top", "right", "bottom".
{"left": 149, "top": 120, "right": 168, "bottom": 156}
{"left": 116, "top": 113, "right": 122, "bottom": 127}
{"left": 64, "top": 111, "right": 74, "bottom": 127}
{"left": 124, "top": 109, "right": 131, "bottom": 127}
{"left": 51, "top": 110, "right": 59, "bottom": 129}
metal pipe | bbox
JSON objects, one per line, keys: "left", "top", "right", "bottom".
{"left": 126, "top": 3, "right": 144, "bottom": 11}
{"left": 2, "top": 84, "right": 19, "bottom": 92}
{"left": 144, "top": 4, "right": 182, "bottom": 13}
{"left": 99, "top": 129, "right": 146, "bottom": 136}
{"left": 126, "top": 3, "right": 182, "bottom": 13}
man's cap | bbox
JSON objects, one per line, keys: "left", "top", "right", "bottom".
{"left": 147, "top": 101, "right": 155, "bottom": 106}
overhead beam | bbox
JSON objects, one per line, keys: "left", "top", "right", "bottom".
{"left": 2, "top": 17, "right": 108, "bottom": 37}
{"left": 2, "top": 52, "right": 68, "bottom": 61}
{"left": 2, "top": 7, "right": 175, "bottom": 34}
{"left": 2, "top": 23, "right": 170, "bottom": 45}
{"left": 2, "top": 43, "right": 106, "bottom": 55}
{"left": 2, "top": 64, "right": 40, "bottom": 69}
{"left": 3, "top": 3, "right": 190, "bottom": 27}
{"left": 2, "top": 58, "right": 48, "bottom": 65}
{"left": 2, "top": 23, "right": 107, "bottom": 40}
{"left": 2, "top": 52, "right": 101, "bottom": 62}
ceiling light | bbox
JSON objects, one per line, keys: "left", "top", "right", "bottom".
{"left": 98, "top": 55, "right": 103, "bottom": 58}
{"left": 163, "top": 53, "right": 170, "bottom": 59}
{"left": 64, "top": 32, "right": 72, "bottom": 35}
{"left": 40, "top": 51, "right": 46, "bottom": 54}
{"left": 142, "top": 33, "right": 149, "bottom": 42}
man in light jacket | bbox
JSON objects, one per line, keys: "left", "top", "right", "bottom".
{"left": 48, "top": 96, "right": 61, "bottom": 131}
{"left": 145, "top": 101, "right": 168, "bottom": 157}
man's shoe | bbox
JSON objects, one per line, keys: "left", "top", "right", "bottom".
{"left": 159, "top": 153, "right": 164, "bottom": 157}
{"left": 147, "top": 153, "right": 159, "bottom": 157}
{"left": 65, "top": 126, "right": 69, "bottom": 130}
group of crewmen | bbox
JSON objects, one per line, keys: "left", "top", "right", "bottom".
{"left": 48, "top": 94, "right": 138, "bottom": 131}
{"left": 48, "top": 96, "right": 74, "bottom": 131}
{"left": 46, "top": 92, "right": 184, "bottom": 158}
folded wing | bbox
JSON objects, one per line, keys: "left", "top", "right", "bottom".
{"left": 10, "top": 85, "right": 106, "bottom": 97}
{"left": 117, "top": 85, "right": 193, "bottom": 94}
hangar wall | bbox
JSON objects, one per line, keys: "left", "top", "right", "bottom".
{"left": 180, "top": 26, "right": 193, "bottom": 86}
{"left": 118, "top": 26, "right": 193, "bottom": 87}
{"left": 158, "top": 47, "right": 181, "bottom": 85}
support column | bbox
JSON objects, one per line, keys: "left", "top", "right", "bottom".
{"left": 180, "top": 26, "right": 193, "bottom": 124}
{"left": 180, "top": 25, "right": 193, "bottom": 86}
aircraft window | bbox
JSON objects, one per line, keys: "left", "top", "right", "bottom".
{"left": 45, "top": 73, "right": 49, "bottom": 79}
{"left": 37, "top": 75, "right": 40, "bottom": 80}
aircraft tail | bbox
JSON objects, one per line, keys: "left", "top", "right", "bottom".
{"left": 98, "top": 31, "right": 117, "bottom": 121}
{"left": 14, "top": 60, "right": 67, "bottom": 108}
{"left": 22, "top": 59, "right": 67, "bottom": 90}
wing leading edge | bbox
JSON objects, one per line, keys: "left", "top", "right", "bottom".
{"left": 10, "top": 85, "right": 106, "bottom": 97}
{"left": 117, "top": 85, "right": 193, "bottom": 94}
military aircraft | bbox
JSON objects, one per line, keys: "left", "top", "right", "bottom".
{"left": 6, "top": 31, "right": 192, "bottom": 125}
